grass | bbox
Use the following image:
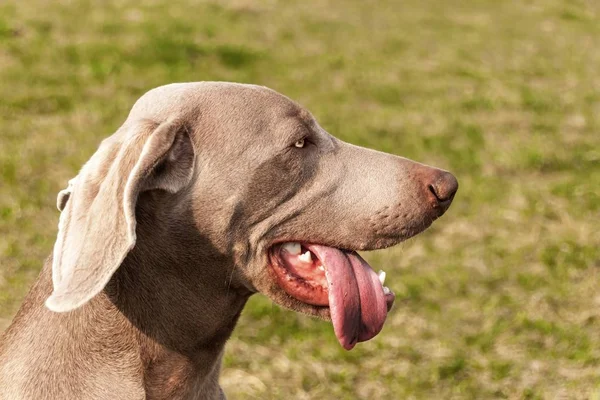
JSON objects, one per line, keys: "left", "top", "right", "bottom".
{"left": 1, "top": 0, "right": 599, "bottom": 398}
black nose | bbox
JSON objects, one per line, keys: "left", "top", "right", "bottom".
{"left": 428, "top": 171, "right": 458, "bottom": 207}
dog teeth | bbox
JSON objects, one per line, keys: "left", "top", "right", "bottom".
{"left": 318, "top": 265, "right": 325, "bottom": 271}
{"left": 378, "top": 270, "right": 386, "bottom": 285}
{"left": 298, "top": 251, "right": 312, "bottom": 263}
{"left": 383, "top": 286, "right": 391, "bottom": 295}
{"left": 282, "top": 242, "right": 301, "bottom": 255}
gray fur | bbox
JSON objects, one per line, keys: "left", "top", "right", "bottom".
{"left": 0, "top": 82, "right": 457, "bottom": 399}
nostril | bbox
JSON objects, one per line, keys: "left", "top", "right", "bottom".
{"left": 428, "top": 184, "right": 440, "bottom": 201}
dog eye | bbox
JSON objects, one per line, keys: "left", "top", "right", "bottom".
{"left": 294, "top": 138, "right": 306, "bottom": 148}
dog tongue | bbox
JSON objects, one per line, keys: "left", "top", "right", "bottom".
{"left": 306, "top": 245, "right": 388, "bottom": 350}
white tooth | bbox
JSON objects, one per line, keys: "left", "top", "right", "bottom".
{"left": 298, "top": 251, "right": 312, "bottom": 263}
{"left": 318, "top": 265, "right": 325, "bottom": 271}
{"left": 282, "top": 242, "right": 301, "bottom": 255}
{"left": 378, "top": 270, "right": 386, "bottom": 285}
{"left": 383, "top": 286, "right": 391, "bottom": 295}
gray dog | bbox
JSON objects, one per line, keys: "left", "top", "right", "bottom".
{"left": 0, "top": 82, "right": 457, "bottom": 399}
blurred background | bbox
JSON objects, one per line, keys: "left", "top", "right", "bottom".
{"left": 0, "top": 0, "right": 599, "bottom": 398}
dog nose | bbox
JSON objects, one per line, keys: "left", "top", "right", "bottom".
{"left": 427, "top": 171, "right": 458, "bottom": 211}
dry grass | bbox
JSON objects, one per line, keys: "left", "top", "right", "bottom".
{"left": 1, "top": 0, "right": 599, "bottom": 398}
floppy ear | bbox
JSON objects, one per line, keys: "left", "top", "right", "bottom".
{"left": 46, "top": 117, "right": 195, "bottom": 312}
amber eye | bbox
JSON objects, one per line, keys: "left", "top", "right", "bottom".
{"left": 294, "top": 138, "right": 306, "bottom": 148}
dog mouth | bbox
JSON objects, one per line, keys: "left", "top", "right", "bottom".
{"left": 269, "top": 242, "right": 395, "bottom": 350}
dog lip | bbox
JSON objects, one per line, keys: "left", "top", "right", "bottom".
{"left": 267, "top": 238, "right": 401, "bottom": 253}
{"left": 268, "top": 243, "right": 329, "bottom": 306}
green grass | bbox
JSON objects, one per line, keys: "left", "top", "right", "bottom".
{"left": 1, "top": 0, "right": 599, "bottom": 398}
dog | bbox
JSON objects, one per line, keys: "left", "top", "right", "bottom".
{"left": 0, "top": 82, "right": 457, "bottom": 399}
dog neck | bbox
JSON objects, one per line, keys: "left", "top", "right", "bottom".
{"left": 107, "top": 255, "right": 249, "bottom": 398}
{"left": 103, "top": 199, "right": 252, "bottom": 398}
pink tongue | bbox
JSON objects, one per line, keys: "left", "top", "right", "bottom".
{"left": 306, "top": 245, "right": 388, "bottom": 350}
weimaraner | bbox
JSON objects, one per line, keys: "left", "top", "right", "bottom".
{"left": 0, "top": 82, "right": 457, "bottom": 399}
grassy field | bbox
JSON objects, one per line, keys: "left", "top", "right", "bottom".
{"left": 1, "top": 0, "right": 599, "bottom": 398}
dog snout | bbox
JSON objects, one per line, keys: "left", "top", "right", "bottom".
{"left": 426, "top": 170, "right": 458, "bottom": 214}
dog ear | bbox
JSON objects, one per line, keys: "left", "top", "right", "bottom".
{"left": 46, "top": 117, "right": 195, "bottom": 312}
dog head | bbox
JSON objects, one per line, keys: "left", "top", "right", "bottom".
{"left": 47, "top": 82, "right": 457, "bottom": 349}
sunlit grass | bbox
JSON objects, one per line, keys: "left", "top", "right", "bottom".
{"left": 1, "top": 0, "right": 599, "bottom": 398}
